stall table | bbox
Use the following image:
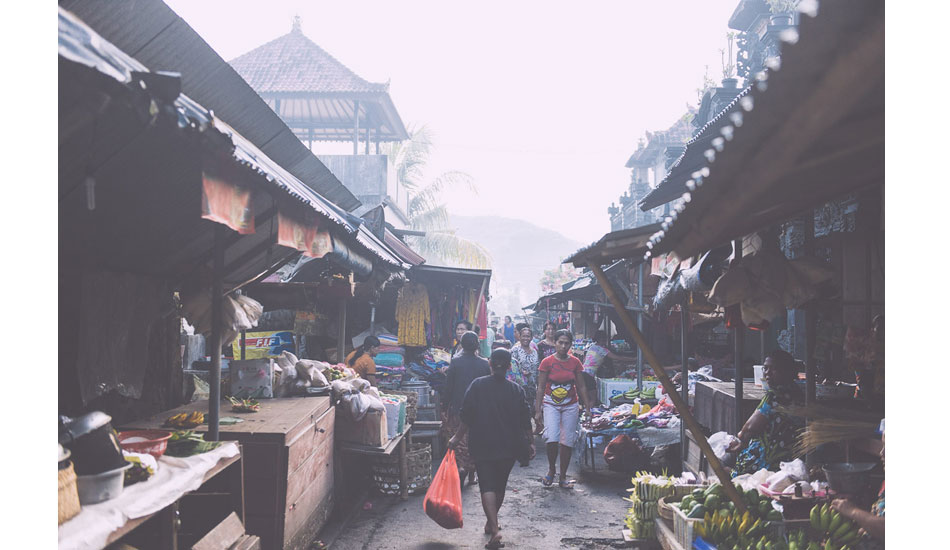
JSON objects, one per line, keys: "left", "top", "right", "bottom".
{"left": 338, "top": 425, "right": 412, "bottom": 500}
{"left": 59, "top": 443, "right": 243, "bottom": 550}
{"left": 694, "top": 382, "right": 766, "bottom": 435}
{"left": 124, "top": 397, "right": 334, "bottom": 550}
{"left": 656, "top": 518, "right": 688, "bottom": 550}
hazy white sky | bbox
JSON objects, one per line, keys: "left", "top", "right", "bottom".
{"left": 166, "top": 0, "right": 740, "bottom": 244}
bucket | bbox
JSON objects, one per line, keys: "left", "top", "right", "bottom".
{"left": 77, "top": 462, "right": 132, "bottom": 505}
{"left": 822, "top": 462, "right": 876, "bottom": 495}
{"left": 401, "top": 381, "right": 431, "bottom": 407}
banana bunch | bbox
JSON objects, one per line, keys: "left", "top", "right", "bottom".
{"left": 695, "top": 508, "right": 784, "bottom": 550}
{"left": 808, "top": 503, "right": 861, "bottom": 550}
{"left": 626, "top": 472, "right": 674, "bottom": 502}
{"left": 165, "top": 411, "right": 204, "bottom": 429}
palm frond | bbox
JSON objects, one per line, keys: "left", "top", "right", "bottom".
{"left": 385, "top": 124, "right": 433, "bottom": 193}
{"left": 407, "top": 231, "right": 492, "bottom": 269}
{"left": 409, "top": 204, "right": 452, "bottom": 232}
{"left": 408, "top": 171, "right": 475, "bottom": 219}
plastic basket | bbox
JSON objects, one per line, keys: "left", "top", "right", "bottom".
{"left": 372, "top": 442, "right": 432, "bottom": 496}
{"left": 381, "top": 390, "right": 418, "bottom": 425}
{"left": 117, "top": 430, "right": 173, "bottom": 459}
{"left": 58, "top": 463, "right": 81, "bottom": 525}
{"left": 671, "top": 500, "right": 705, "bottom": 549}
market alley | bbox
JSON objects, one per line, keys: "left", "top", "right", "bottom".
{"left": 322, "top": 436, "right": 634, "bottom": 550}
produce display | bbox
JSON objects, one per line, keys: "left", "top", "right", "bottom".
{"left": 228, "top": 396, "right": 261, "bottom": 413}
{"left": 623, "top": 472, "right": 674, "bottom": 539}
{"left": 805, "top": 503, "right": 862, "bottom": 550}
{"left": 164, "top": 411, "right": 205, "bottom": 429}
{"left": 323, "top": 365, "right": 347, "bottom": 381}
{"left": 617, "top": 387, "right": 657, "bottom": 401}
{"left": 689, "top": 483, "right": 786, "bottom": 550}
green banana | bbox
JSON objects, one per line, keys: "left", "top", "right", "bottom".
{"left": 827, "top": 511, "right": 842, "bottom": 535}
{"left": 820, "top": 504, "right": 832, "bottom": 532}
{"left": 807, "top": 543, "right": 821, "bottom": 550}
{"left": 823, "top": 538, "right": 835, "bottom": 550}
{"left": 831, "top": 519, "right": 853, "bottom": 541}
{"left": 836, "top": 527, "right": 861, "bottom": 545}
{"left": 810, "top": 505, "right": 822, "bottom": 530}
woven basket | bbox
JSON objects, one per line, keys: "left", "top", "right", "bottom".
{"left": 372, "top": 442, "right": 431, "bottom": 496}
{"left": 382, "top": 389, "right": 418, "bottom": 425}
{"left": 58, "top": 463, "right": 81, "bottom": 525}
{"left": 657, "top": 496, "right": 677, "bottom": 521}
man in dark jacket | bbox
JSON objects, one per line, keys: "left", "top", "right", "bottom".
{"left": 441, "top": 331, "right": 491, "bottom": 485}
{"left": 449, "top": 348, "right": 532, "bottom": 550}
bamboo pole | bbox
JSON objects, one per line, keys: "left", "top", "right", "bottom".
{"left": 589, "top": 263, "right": 747, "bottom": 513}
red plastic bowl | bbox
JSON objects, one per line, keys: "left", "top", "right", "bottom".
{"left": 117, "top": 430, "right": 173, "bottom": 459}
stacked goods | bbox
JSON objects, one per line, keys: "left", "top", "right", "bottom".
{"left": 623, "top": 472, "right": 674, "bottom": 539}
{"left": 375, "top": 345, "right": 406, "bottom": 368}
{"left": 378, "top": 333, "right": 400, "bottom": 347}
{"left": 375, "top": 365, "right": 405, "bottom": 388}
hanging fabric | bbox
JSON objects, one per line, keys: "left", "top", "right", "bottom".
{"left": 396, "top": 282, "right": 431, "bottom": 347}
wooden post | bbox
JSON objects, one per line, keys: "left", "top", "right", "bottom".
{"left": 208, "top": 224, "right": 225, "bottom": 441}
{"left": 589, "top": 262, "right": 747, "bottom": 513}
{"left": 680, "top": 300, "right": 690, "bottom": 464}
{"left": 352, "top": 100, "right": 360, "bottom": 155}
{"left": 240, "top": 330, "right": 246, "bottom": 361}
{"left": 399, "top": 438, "right": 408, "bottom": 501}
{"left": 637, "top": 262, "right": 644, "bottom": 390}
{"left": 337, "top": 298, "right": 347, "bottom": 364}
{"left": 733, "top": 239, "right": 744, "bottom": 436}
{"left": 804, "top": 215, "right": 817, "bottom": 467}
{"left": 365, "top": 127, "right": 370, "bottom": 155}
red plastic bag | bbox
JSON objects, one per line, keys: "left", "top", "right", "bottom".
{"left": 423, "top": 449, "right": 463, "bottom": 529}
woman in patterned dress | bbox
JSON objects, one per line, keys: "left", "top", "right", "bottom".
{"left": 727, "top": 349, "right": 805, "bottom": 476}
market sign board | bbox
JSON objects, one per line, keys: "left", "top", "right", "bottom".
{"left": 232, "top": 330, "right": 295, "bottom": 359}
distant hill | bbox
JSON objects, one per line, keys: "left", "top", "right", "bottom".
{"left": 449, "top": 214, "right": 583, "bottom": 321}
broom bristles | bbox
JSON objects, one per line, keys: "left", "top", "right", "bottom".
{"left": 792, "top": 418, "right": 879, "bottom": 457}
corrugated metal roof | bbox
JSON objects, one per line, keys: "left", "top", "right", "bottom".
{"left": 565, "top": 223, "right": 662, "bottom": 268}
{"left": 648, "top": 0, "right": 884, "bottom": 260}
{"left": 59, "top": 0, "right": 362, "bottom": 210}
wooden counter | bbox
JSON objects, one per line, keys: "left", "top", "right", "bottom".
{"left": 125, "top": 397, "right": 334, "bottom": 550}
{"left": 693, "top": 382, "right": 766, "bottom": 435}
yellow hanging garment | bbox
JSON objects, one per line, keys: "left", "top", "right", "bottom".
{"left": 396, "top": 283, "right": 430, "bottom": 347}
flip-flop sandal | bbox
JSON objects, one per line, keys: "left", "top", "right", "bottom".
{"left": 542, "top": 474, "right": 555, "bottom": 487}
{"left": 485, "top": 535, "right": 505, "bottom": 549}
{"left": 559, "top": 478, "right": 576, "bottom": 489}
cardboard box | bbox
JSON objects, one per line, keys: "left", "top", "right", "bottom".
{"left": 597, "top": 378, "right": 661, "bottom": 405}
{"left": 229, "top": 359, "right": 275, "bottom": 398}
{"left": 336, "top": 409, "right": 389, "bottom": 447}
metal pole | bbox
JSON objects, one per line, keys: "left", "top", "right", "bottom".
{"left": 240, "top": 330, "right": 246, "bottom": 360}
{"left": 733, "top": 239, "right": 744, "bottom": 436}
{"left": 680, "top": 299, "right": 690, "bottom": 465}
{"left": 637, "top": 262, "right": 644, "bottom": 391}
{"left": 370, "top": 303, "right": 377, "bottom": 335}
{"left": 208, "top": 224, "right": 225, "bottom": 441}
{"left": 589, "top": 262, "right": 747, "bottom": 513}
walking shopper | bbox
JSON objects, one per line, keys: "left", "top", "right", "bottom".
{"left": 442, "top": 331, "right": 491, "bottom": 486}
{"left": 450, "top": 320, "right": 473, "bottom": 358}
{"left": 536, "top": 321, "right": 558, "bottom": 360}
{"left": 449, "top": 348, "right": 532, "bottom": 550}
{"left": 502, "top": 315, "right": 516, "bottom": 344}
{"left": 510, "top": 327, "right": 540, "bottom": 410}
{"left": 534, "top": 329, "right": 591, "bottom": 489}
{"left": 345, "top": 335, "right": 380, "bottom": 387}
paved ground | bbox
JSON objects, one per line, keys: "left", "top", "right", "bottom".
{"left": 319, "top": 435, "right": 643, "bottom": 550}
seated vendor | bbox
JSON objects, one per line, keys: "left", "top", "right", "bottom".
{"left": 830, "top": 420, "right": 885, "bottom": 548}
{"left": 726, "top": 349, "right": 804, "bottom": 476}
{"left": 346, "top": 335, "right": 380, "bottom": 387}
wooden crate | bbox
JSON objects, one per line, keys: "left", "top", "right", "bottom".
{"left": 125, "top": 397, "right": 335, "bottom": 550}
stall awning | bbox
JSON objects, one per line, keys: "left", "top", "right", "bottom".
{"left": 564, "top": 223, "right": 662, "bottom": 268}
{"left": 409, "top": 265, "right": 491, "bottom": 288}
{"left": 384, "top": 229, "right": 427, "bottom": 267}
{"left": 60, "top": 0, "right": 361, "bottom": 211}
{"left": 648, "top": 0, "right": 884, "bottom": 260}
{"left": 638, "top": 86, "right": 752, "bottom": 212}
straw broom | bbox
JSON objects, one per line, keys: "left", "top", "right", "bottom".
{"left": 792, "top": 418, "right": 879, "bottom": 458}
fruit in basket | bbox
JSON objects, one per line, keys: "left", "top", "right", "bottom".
{"left": 164, "top": 411, "right": 205, "bottom": 428}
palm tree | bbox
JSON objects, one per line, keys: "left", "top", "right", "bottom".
{"left": 385, "top": 124, "right": 491, "bottom": 268}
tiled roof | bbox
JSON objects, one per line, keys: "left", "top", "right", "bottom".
{"left": 626, "top": 109, "right": 696, "bottom": 167}
{"left": 230, "top": 19, "right": 388, "bottom": 95}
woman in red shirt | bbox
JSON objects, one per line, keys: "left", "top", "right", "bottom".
{"left": 534, "top": 329, "right": 591, "bottom": 489}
